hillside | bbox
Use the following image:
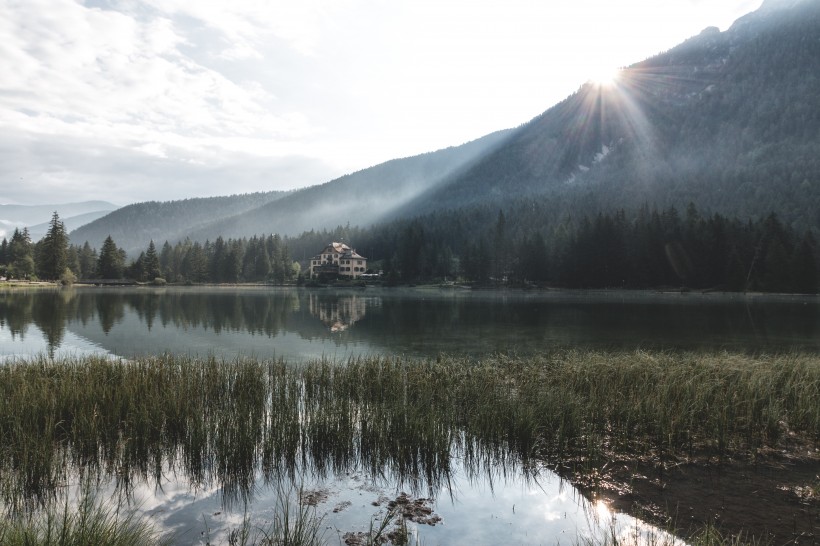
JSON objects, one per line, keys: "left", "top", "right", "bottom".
{"left": 71, "top": 0, "right": 820, "bottom": 256}
{"left": 184, "top": 129, "right": 513, "bottom": 243}
{"left": 396, "top": 0, "right": 820, "bottom": 230}
{"left": 69, "top": 192, "right": 287, "bottom": 256}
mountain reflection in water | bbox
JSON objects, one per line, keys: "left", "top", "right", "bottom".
{"left": 1, "top": 286, "right": 819, "bottom": 360}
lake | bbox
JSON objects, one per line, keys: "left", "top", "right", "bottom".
{"left": 2, "top": 286, "right": 819, "bottom": 361}
{"left": 2, "top": 286, "right": 818, "bottom": 544}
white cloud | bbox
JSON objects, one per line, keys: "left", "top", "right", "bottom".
{"left": 0, "top": 0, "right": 332, "bottom": 204}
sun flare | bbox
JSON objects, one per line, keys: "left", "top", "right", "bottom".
{"left": 589, "top": 66, "right": 621, "bottom": 87}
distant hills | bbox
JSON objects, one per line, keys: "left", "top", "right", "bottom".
{"left": 69, "top": 192, "right": 288, "bottom": 255}
{"left": 69, "top": 0, "right": 820, "bottom": 256}
{"left": 0, "top": 201, "right": 118, "bottom": 240}
{"left": 68, "top": 131, "right": 511, "bottom": 255}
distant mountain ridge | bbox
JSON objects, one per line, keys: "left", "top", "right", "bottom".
{"left": 184, "top": 130, "right": 513, "bottom": 244}
{"left": 69, "top": 191, "right": 289, "bottom": 255}
{"left": 69, "top": 0, "right": 820, "bottom": 255}
{"left": 0, "top": 201, "right": 119, "bottom": 240}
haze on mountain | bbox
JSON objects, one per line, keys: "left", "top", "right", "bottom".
{"left": 71, "top": 0, "right": 820, "bottom": 256}
{"left": 0, "top": 201, "right": 118, "bottom": 240}
{"left": 70, "top": 192, "right": 287, "bottom": 256}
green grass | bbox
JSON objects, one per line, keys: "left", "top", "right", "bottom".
{"left": 0, "top": 489, "right": 167, "bottom": 546}
{"left": 0, "top": 351, "right": 817, "bottom": 542}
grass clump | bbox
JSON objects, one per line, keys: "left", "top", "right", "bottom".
{"left": 0, "top": 491, "right": 166, "bottom": 546}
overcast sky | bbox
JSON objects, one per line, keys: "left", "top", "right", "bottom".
{"left": 0, "top": 0, "right": 762, "bottom": 207}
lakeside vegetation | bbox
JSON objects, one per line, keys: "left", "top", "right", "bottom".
{"left": 2, "top": 204, "right": 817, "bottom": 292}
{"left": 1, "top": 351, "right": 817, "bottom": 543}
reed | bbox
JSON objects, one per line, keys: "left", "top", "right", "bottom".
{"left": 0, "top": 489, "right": 167, "bottom": 546}
{"left": 0, "top": 350, "right": 817, "bottom": 540}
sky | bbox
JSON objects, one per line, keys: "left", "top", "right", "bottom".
{"left": 0, "top": 0, "right": 763, "bottom": 207}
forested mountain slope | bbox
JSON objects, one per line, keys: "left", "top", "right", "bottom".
{"left": 70, "top": 0, "right": 820, "bottom": 256}
{"left": 397, "top": 0, "right": 820, "bottom": 230}
{"left": 184, "top": 129, "right": 512, "bottom": 243}
{"left": 69, "top": 192, "right": 287, "bottom": 256}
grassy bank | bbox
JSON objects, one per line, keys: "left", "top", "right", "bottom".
{"left": 0, "top": 351, "right": 817, "bottom": 541}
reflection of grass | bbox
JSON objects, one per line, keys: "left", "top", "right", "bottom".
{"left": 1, "top": 351, "right": 818, "bottom": 541}
{"left": 0, "top": 489, "right": 167, "bottom": 545}
{"left": 227, "top": 484, "right": 325, "bottom": 546}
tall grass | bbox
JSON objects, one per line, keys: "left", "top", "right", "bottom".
{"left": 1, "top": 351, "right": 817, "bottom": 519}
{"left": 0, "top": 489, "right": 167, "bottom": 546}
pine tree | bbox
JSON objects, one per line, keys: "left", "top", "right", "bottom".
{"left": 144, "top": 240, "right": 162, "bottom": 280}
{"left": 37, "top": 211, "right": 69, "bottom": 280}
{"left": 8, "top": 228, "right": 34, "bottom": 279}
{"left": 78, "top": 242, "right": 98, "bottom": 279}
{"left": 97, "top": 236, "right": 125, "bottom": 279}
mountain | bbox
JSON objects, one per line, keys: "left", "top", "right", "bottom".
{"left": 0, "top": 201, "right": 119, "bottom": 240}
{"left": 184, "top": 130, "right": 512, "bottom": 243}
{"left": 393, "top": 0, "right": 820, "bottom": 229}
{"left": 69, "top": 192, "right": 288, "bottom": 255}
{"left": 70, "top": 0, "right": 820, "bottom": 257}
{"left": 69, "top": 130, "right": 512, "bottom": 255}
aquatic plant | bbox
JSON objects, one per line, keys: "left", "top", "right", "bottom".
{"left": 0, "top": 489, "right": 166, "bottom": 546}
{"left": 0, "top": 351, "right": 817, "bottom": 542}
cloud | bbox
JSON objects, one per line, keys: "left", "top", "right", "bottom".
{"left": 0, "top": 0, "right": 333, "bottom": 204}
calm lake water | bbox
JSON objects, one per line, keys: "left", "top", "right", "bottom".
{"left": 2, "top": 286, "right": 818, "bottom": 544}
{"left": 1, "top": 286, "right": 819, "bottom": 361}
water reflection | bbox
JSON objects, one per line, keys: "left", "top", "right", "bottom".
{"left": 0, "top": 355, "right": 682, "bottom": 545}
{"left": 1, "top": 287, "right": 819, "bottom": 360}
{"left": 308, "top": 292, "right": 373, "bottom": 332}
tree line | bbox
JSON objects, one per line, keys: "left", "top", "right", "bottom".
{"left": 283, "top": 203, "right": 819, "bottom": 293}
{"left": 0, "top": 213, "right": 298, "bottom": 285}
{"left": 2, "top": 205, "right": 817, "bottom": 293}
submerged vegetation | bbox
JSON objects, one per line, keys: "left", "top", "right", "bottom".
{"left": 0, "top": 351, "right": 817, "bottom": 542}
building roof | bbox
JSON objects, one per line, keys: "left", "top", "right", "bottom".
{"left": 311, "top": 242, "right": 366, "bottom": 261}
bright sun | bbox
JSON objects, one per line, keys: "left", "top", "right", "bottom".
{"left": 589, "top": 66, "right": 621, "bottom": 87}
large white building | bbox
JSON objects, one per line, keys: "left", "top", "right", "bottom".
{"left": 309, "top": 242, "right": 368, "bottom": 279}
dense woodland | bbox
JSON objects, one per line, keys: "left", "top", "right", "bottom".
{"left": 2, "top": 205, "right": 817, "bottom": 293}
{"left": 284, "top": 202, "right": 819, "bottom": 293}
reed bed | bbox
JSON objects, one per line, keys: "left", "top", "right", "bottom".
{"left": 0, "top": 490, "right": 167, "bottom": 546}
{"left": 1, "top": 350, "right": 817, "bottom": 518}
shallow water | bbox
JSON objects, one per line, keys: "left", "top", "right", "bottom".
{"left": 3, "top": 286, "right": 817, "bottom": 544}
{"left": 1, "top": 286, "right": 819, "bottom": 360}
{"left": 107, "top": 459, "right": 679, "bottom": 546}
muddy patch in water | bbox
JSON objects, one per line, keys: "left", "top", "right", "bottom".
{"left": 300, "top": 488, "right": 330, "bottom": 507}
{"left": 387, "top": 493, "right": 441, "bottom": 526}
{"left": 567, "top": 441, "right": 820, "bottom": 544}
{"left": 341, "top": 493, "right": 441, "bottom": 546}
